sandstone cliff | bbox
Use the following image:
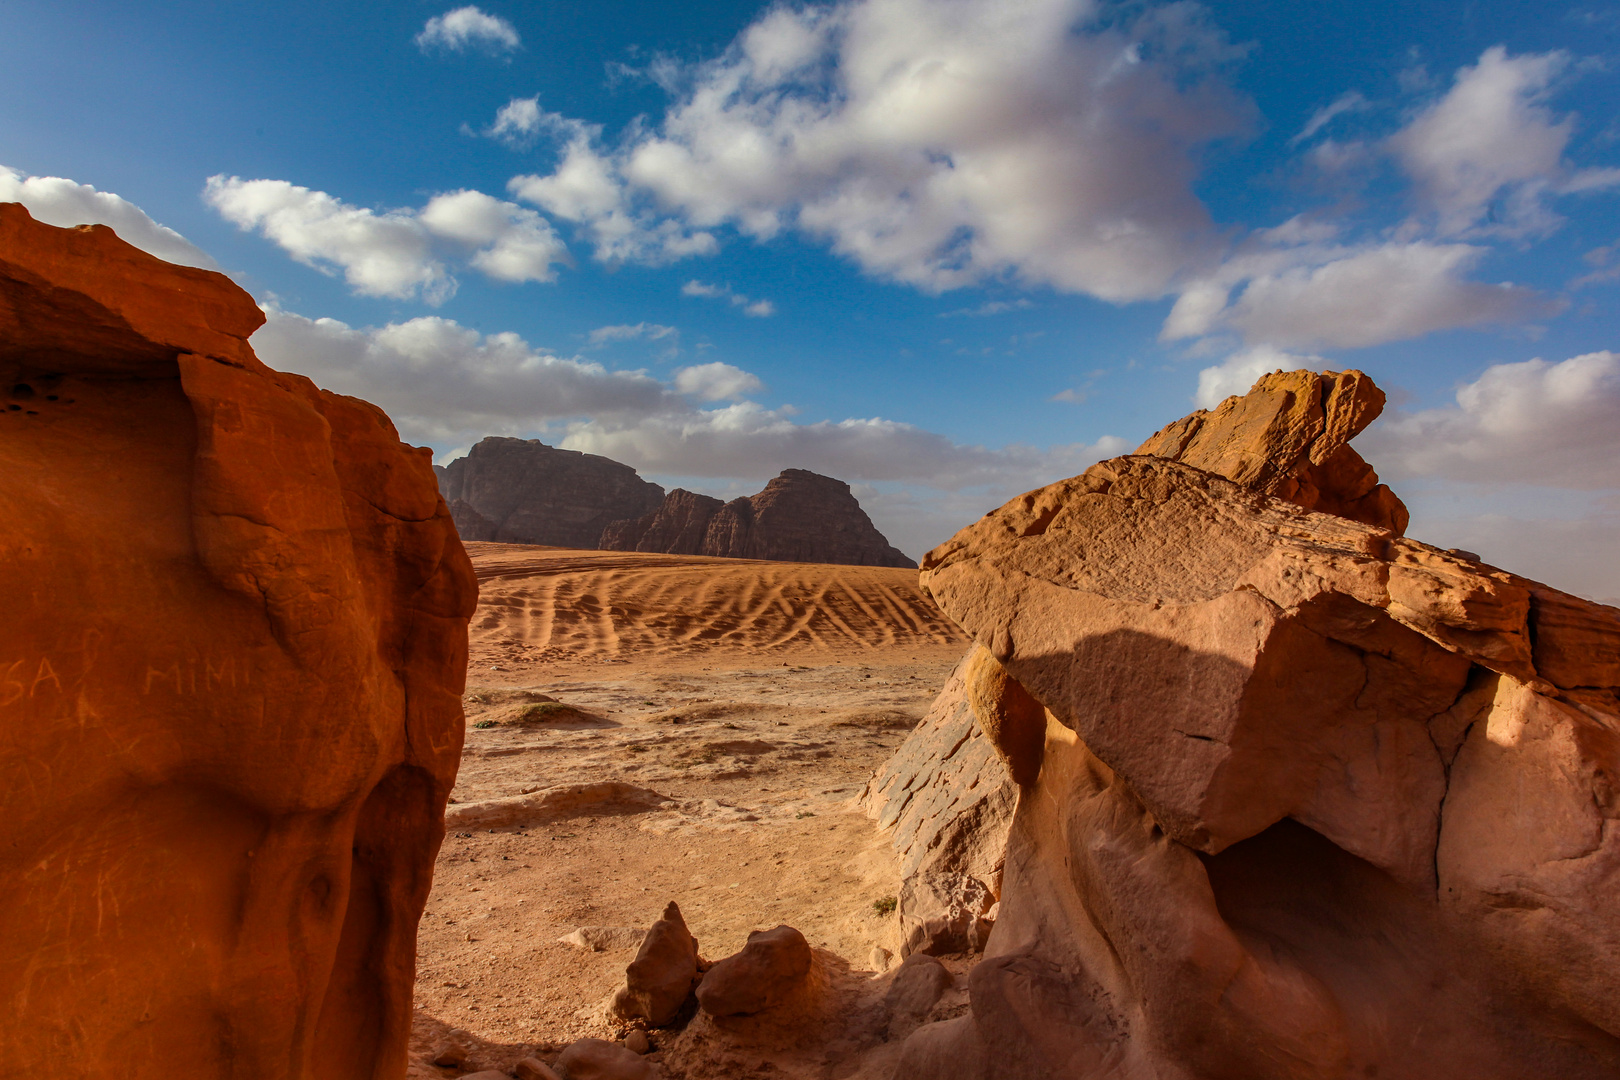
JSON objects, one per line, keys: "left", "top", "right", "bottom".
{"left": 441, "top": 436, "right": 665, "bottom": 548}
{"left": 880, "top": 368, "right": 1620, "bottom": 1078}
{"left": 0, "top": 203, "right": 477, "bottom": 1079}
{"left": 603, "top": 468, "right": 915, "bottom": 568}
{"left": 600, "top": 487, "right": 726, "bottom": 555}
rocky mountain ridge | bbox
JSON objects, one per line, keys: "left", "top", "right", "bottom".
{"left": 602, "top": 468, "right": 915, "bottom": 568}
{"left": 440, "top": 436, "right": 914, "bottom": 568}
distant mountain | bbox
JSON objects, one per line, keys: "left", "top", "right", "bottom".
{"left": 438, "top": 437, "right": 665, "bottom": 548}
{"left": 602, "top": 468, "right": 916, "bottom": 569}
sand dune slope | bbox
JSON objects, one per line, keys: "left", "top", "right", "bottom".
{"left": 467, "top": 543, "right": 967, "bottom": 667}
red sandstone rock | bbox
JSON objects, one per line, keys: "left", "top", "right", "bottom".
{"left": 600, "top": 488, "right": 725, "bottom": 555}
{"left": 863, "top": 656, "right": 1014, "bottom": 957}
{"left": 613, "top": 901, "right": 701, "bottom": 1027}
{"left": 892, "top": 369, "right": 1620, "bottom": 1078}
{"left": 0, "top": 203, "right": 476, "bottom": 1078}
{"left": 695, "top": 925, "right": 814, "bottom": 1017}
{"left": 1136, "top": 367, "right": 1409, "bottom": 534}
{"left": 603, "top": 469, "right": 915, "bottom": 567}
{"left": 441, "top": 436, "right": 665, "bottom": 547}
{"left": 556, "top": 1039, "right": 660, "bottom": 1080}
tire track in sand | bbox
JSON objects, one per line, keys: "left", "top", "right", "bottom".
{"left": 464, "top": 543, "right": 966, "bottom": 663}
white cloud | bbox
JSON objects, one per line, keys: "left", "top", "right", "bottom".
{"left": 680, "top": 280, "right": 727, "bottom": 299}
{"left": 586, "top": 322, "right": 678, "bottom": 347}
{"left": 251, "top": 301, "right": 1130, "bottom": 545}
{"left": 507, "top": 0, "right": 1246, "bottom": 299}
{"left": 1224, "top": 241, "right": 1548, "bottom": 350}
{"left": 673, "top": 362, "right": 765, "bottom": 400}
{"left": 416, "top": 6, "right": 520, "bottom": 54}
{"left": 0, "top": 165, "right": 216, "bottom": 268}
{"left": 681, "top": 279, "right": 776, "bottom": 316}
{"left": 485, "top": 96, "right": 544, "bottom": 147}
{"left": 509, "top": 125, "right": 719, "bottom": 265}
{"left": 1193, "top": 345, "right": 1330, "bottom": 409}
{"left": 1389, "top": 46, "right": 1620, "bottom": 238}
{"left": 204, "top": 176, "right": 566, "bottom": 301}
{"left": 1365, "top": 351, "right": 1620, "bottom": 489}
{"left": 1291, "top": 90, "right": 1368, "bottom": 145}
{"left": 250, "top": 306, "right": 673, "bottom": 444}
{"left": 561, "top": 402, "right": 1128, "bottom": 492}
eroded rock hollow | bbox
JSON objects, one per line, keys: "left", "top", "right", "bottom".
{"left": 889, "top": 369, "right": 1620, "bottom": 1078}
{"left": 0, "top": 203, "right": 477, "bottom": 1078}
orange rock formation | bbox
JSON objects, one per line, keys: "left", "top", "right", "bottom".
{"left": 893, "top": 369, "right": 1620, "bottom": 1077}
{"left": 0, "top": 203, "right": 476, "bottom": 1078}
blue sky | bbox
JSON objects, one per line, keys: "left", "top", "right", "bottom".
{"left": 3, "top": 0, "right": 1619, "bottom": 598}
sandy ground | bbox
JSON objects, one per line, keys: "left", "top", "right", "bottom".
{"left": 409, "top": 545, "right": 971, "bottom": 1077}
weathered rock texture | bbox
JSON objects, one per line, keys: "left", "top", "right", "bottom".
{"left": 0, "top": 203, "right": 477, "bottom": 1078}
{"left": 696, "top": 925, "right": 814, "bottom": 1017}
{"left": 864, "top": 657, "right": 1014, "bottom": 957}
{"left": 613, "top": 901, "right": 702, "bottom": 1027}
{"left": 889, "top": 369, "right": 1620, "bottom": 1078}
{"left": 601, "top": 488, "right": 726, "bottom": 555}
{"left": 603, "top": 469, "right": 915, "bottom": 568}
{"left": 441, "top": 436, "right": 665, "bottom": 547}
{"left": 1136, "top": 367, "right": 1409, "bottom": 534}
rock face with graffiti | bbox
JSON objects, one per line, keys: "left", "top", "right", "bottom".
{"left": 0, "top": 203, "right": 477, "bottom": 1079}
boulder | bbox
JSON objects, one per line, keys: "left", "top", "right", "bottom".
{"left": 894, "top": 369, "right": 1620, "bottom": 1078}
{"left": 556, "top": 1038, "right": 659, "bottom": 1080}
{"left": 515, "top": 1059, "right": 564, "bottom": 1080}
{"left": 884, "top": 953, "right": 953, "bottom": 1037}
{"left": 613, "top": 901, "right": 701, "bottom": 1027}
{"left": 440, "top": 436, "right": 664, "bottom": 547}
{"left": 0, "top": 204, "right": 476, "bottom": 1077}
{"left": 695, "top": 925, "right": 813, "bottom": 1017}
{"left": 602, "top": 468, "right": 915, "bottom": 567}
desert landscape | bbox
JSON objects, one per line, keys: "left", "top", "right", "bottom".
{"left": 6, "top": 180, "right": 1620, "bottom": 1080}
{"left": 406, "top": 545, "right": 973, "bottom": 1077}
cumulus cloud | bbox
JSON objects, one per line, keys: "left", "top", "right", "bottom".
{"left": 204, "top": 176, "right": 566, "bottom": 301}
{"left": 1163, "top": 231, "right": 1552, "bottom": 351}
{"left": 680, "top": 279, "right": 775, "bottom": 316}
{"left": 0, "top": 165, "right": 216, "bottom": 268}
{"left": 1389, "top": 46, "right": 1620, "bottom": 238}
{"left": 506, "top": 0, "right": 1246, "bottom": 299}
{"left": 509, "top": 121, "right": 719, "bottom": 265}
{"left": 1225, "top": 242, "right": 1549, "bottom": 350}
{"left": 416, "top": 6, "right": 520, "bottom": 54}
{"left": 251, "top": 306, "right": 673, "bottom": 443}
{"left": 484, "top": 96, "right": 544, "bottom": 147}
{"left": 673, "top": 362, "right": 765, "bottom": 400}
{"left": 1365, "top": 351, "right": 1620, "bottom": 489}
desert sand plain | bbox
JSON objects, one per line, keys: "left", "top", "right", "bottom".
{"left": 408, "top": 542, "right": 973, "bottom": 1076}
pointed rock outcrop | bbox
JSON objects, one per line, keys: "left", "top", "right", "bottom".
{"left": 884, "top": 367, "right": 1620, "bottom": 1079}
